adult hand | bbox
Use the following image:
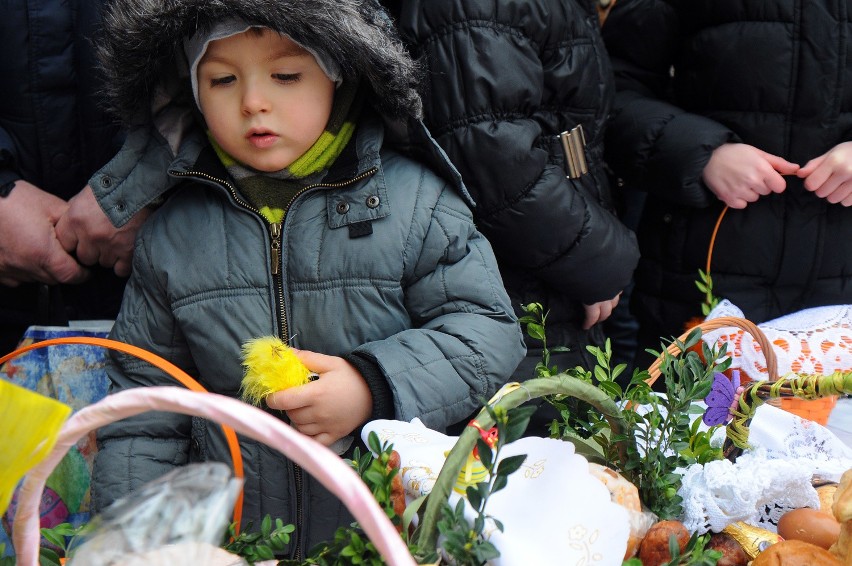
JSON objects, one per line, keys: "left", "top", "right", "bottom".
{"left": 266, "top": 349, "right": 373, "bottom": 447}
{"left": 55, "top": 185, "right": 152, "bottom": 277}
{"left": 583, "top": 292, "right": 621, "bottom": 330}
{"left": 702, "top": 143, "right": 799, "bottom": 208}
{"left": 0, "top": 180, "right": 89, "bottom": 286}
{"left": 797, "top": 141, "right": 852, "bottom": 206}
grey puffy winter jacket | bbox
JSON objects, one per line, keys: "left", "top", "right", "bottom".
{"left": 90, "top": 0, "right": 524, "bottom": 557}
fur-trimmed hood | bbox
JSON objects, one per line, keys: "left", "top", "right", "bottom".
{"left": 97, "top": 0, "right": 422, "bottom": 126}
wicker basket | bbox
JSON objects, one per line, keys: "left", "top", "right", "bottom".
{"left": 3, "top": 338, "right": 415, "bottom": 566}
{"left": 696, "top": 207, "right": 839, "bottom": 425}
{"left": 646, "top": 315, "right": 838, "bottom": 425}
{"left": 775, "top": 396, "right": 838, "bottom": 426}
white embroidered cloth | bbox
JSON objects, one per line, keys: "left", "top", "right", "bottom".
{"left": 679, "top": 401, "right": 852, "bottom": 534}
{"left": 362, "top": 419, "right": 630, "bottom": 566}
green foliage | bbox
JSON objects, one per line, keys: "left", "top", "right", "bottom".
{"left": 434, "top": 403, "right": 534, "bottom": 566}
{"left": 518, "top": 302, "right": 573, "bottom": 379}
{"left": 283, "top": 431, "right": 433, "bottom": 566}
{"left": 223, "top": 515, "right": 295, "bottom": 563}
{"left": 29, "top": 522, "right": 86, "bottom": 566}
{"left": 520, "top": 303, "right": 728, "bottom": 520}
{"left": 695, "top": 269, "right": 720, "bottom": 316}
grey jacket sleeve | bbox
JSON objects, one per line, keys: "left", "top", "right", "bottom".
{"left": 89, "top": 125, "right": 206, "bottom": 227}
{"left": 90, "top": 234, "right": 196, "bottom": 512}
{"left": 354, "top": 184, "right": 526, "bottom": 430}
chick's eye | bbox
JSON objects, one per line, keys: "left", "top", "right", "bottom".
{"left": 273, "top": 73, "right": 301, "bottom": 83}
{"left": 210, "top": 76, "right": 235, "bottom": 87}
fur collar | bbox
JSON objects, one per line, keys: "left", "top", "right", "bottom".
{"left": 97, "top": 0, "right": 422, "bottom": 125}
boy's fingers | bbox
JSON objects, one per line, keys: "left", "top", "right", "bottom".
{"left": 292, "top": 348, "right": 337, "bottom": 373}
{"left": 266, "top": 386, "right": 309, "bottom": 411}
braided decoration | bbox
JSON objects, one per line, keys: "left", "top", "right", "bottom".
{"left": 722, "top": 371, "right": 852, "bottom": 460}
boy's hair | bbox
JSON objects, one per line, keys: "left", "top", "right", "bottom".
{"left": 97, "top": 0, "right": 422, "bottom": 126}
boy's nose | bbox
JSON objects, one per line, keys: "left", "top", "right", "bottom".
{"left": 242, "top": 85, "right": 271, "bottom": 114}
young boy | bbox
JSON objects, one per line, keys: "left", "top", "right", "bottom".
{"left": 90, "top": 0, "right": 525, "bottom": 555}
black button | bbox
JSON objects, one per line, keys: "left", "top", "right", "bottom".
{"left": 662, "top": 213, "right": 673, "bottom": 223}
{"left": 100, "top": 176, "right": 113, "bottom": 188}
{"left": 116, "top": 202, "right": 126, "bottom": 212}
{"left": 366, "top": 195, "right": 380, "bottom": 208}
{"left": 336, "top": 201, "right": 350, "bottom": 214}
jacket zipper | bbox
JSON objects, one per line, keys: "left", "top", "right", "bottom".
{"left": 171, "top": 166, "right": 377, "bottom": 561}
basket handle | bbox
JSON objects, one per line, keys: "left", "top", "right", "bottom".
{"left": 0, "top": 337, "right": 245, "bottom": 531}
{"left": 12, "top": 387, "right": 416, "bottom": 566}
{"left": 645, "top": 316, "right": 778, "bottom": 387}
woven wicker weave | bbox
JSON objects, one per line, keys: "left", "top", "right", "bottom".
{"left": 646, "top": 315, "right": 836, "bottom": 425}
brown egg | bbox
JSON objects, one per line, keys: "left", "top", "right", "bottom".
{"left": 637, "top": 520, "right": 690, "bottom": 566}
{"left": 777, "top": 507, "right": 841, "bottom": 549}
{"left": 706, "top": 532, "right": 749, "bottom": 566}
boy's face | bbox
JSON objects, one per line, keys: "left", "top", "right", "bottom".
{"left": 197, "top": 29, "right": 335, "bottom": 172}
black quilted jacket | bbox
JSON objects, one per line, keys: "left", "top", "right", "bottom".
{"left": 604, "top": 0, "right": 852, "bottom": 344}
{"left": 389, "top": 0, "right": 640, "bottom": 370}
{"left": 0, "top": 0, "right": 126, "bottom": 346}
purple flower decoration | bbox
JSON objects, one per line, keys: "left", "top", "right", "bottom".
{"left": 703, "top": 370, "right": 743, "bottom": 426}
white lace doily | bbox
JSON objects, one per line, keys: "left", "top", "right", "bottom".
{"left": 703, "top": 300, "right": 852, "bottom": 379}
{"left": 679, "top": 402, "right": 852, "bottom": 534}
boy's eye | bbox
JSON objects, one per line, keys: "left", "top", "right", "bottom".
{"left": 273, "top": 73, "right": 301, "bottom": 83}
{"left": 210, "top": 76, "right": 235, "bottom": 87}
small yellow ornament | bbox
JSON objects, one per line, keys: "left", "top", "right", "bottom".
{"left": 445, "top": 449, "right": 488, "bottom": 495}
{"left": 240, "top": 336, "right": 314, "bottom": 406}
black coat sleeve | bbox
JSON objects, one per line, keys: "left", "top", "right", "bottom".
{"left": 602, "top": 0, "right": 739, "bottom": 208}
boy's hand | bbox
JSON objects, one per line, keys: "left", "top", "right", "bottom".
{"left": 0, "top": 180, "right": 89, "bottom": 286}
{"left": 797, "top": 141, "right": 852, "bottom": 206}
{"left": 702, "top": 143, "right": 799, "bottom": 208}
{"left": 265, "top": 349, "right": 373, "bottom": 448}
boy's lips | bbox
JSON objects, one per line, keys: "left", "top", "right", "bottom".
{"left": 246, "top": 128, "right": 279, "bottom": 149}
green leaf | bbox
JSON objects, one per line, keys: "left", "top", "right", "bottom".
{"left": 491, "top": 474, "right": 508, "bottom": 493}
{"left": 496, "top": 454, "right": 526, "bottom": 477}
{"left": 473, "top": 540, "right": 501, "bottom": 562}
{"left": 466, "top": 485, "right": 483, "bottom": 510}
{"left": 526, "top": 323, "right": 545, "bottom": 341}
{"left": 598, "top": 380, "right": 622, "bottom": 399}
{"left": 476, "top": 438, "right": 493, "bottom": 469}
{"left": 504, "top": 408, "right": 534, "bottom": 443}
{"left": 367, "top": 430, "right": 383, "bottom": 455}
{"left": 40, "top": 528, "right": 66, "bottom": 549}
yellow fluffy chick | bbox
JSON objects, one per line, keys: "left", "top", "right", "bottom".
{"left": 240, "top": 336, "right": 314, "bottom": 406}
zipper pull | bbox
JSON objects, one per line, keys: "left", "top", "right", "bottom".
{"left": 270, "top": 222, "right": 282, "bottom": 275}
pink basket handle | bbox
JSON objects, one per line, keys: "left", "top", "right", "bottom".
{"left": 12, "top": 386, "right": 415, "bottom": 566}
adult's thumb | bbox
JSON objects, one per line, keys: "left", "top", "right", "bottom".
{"left": 47, "top": 246, "right": 90, "bottom": 285}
